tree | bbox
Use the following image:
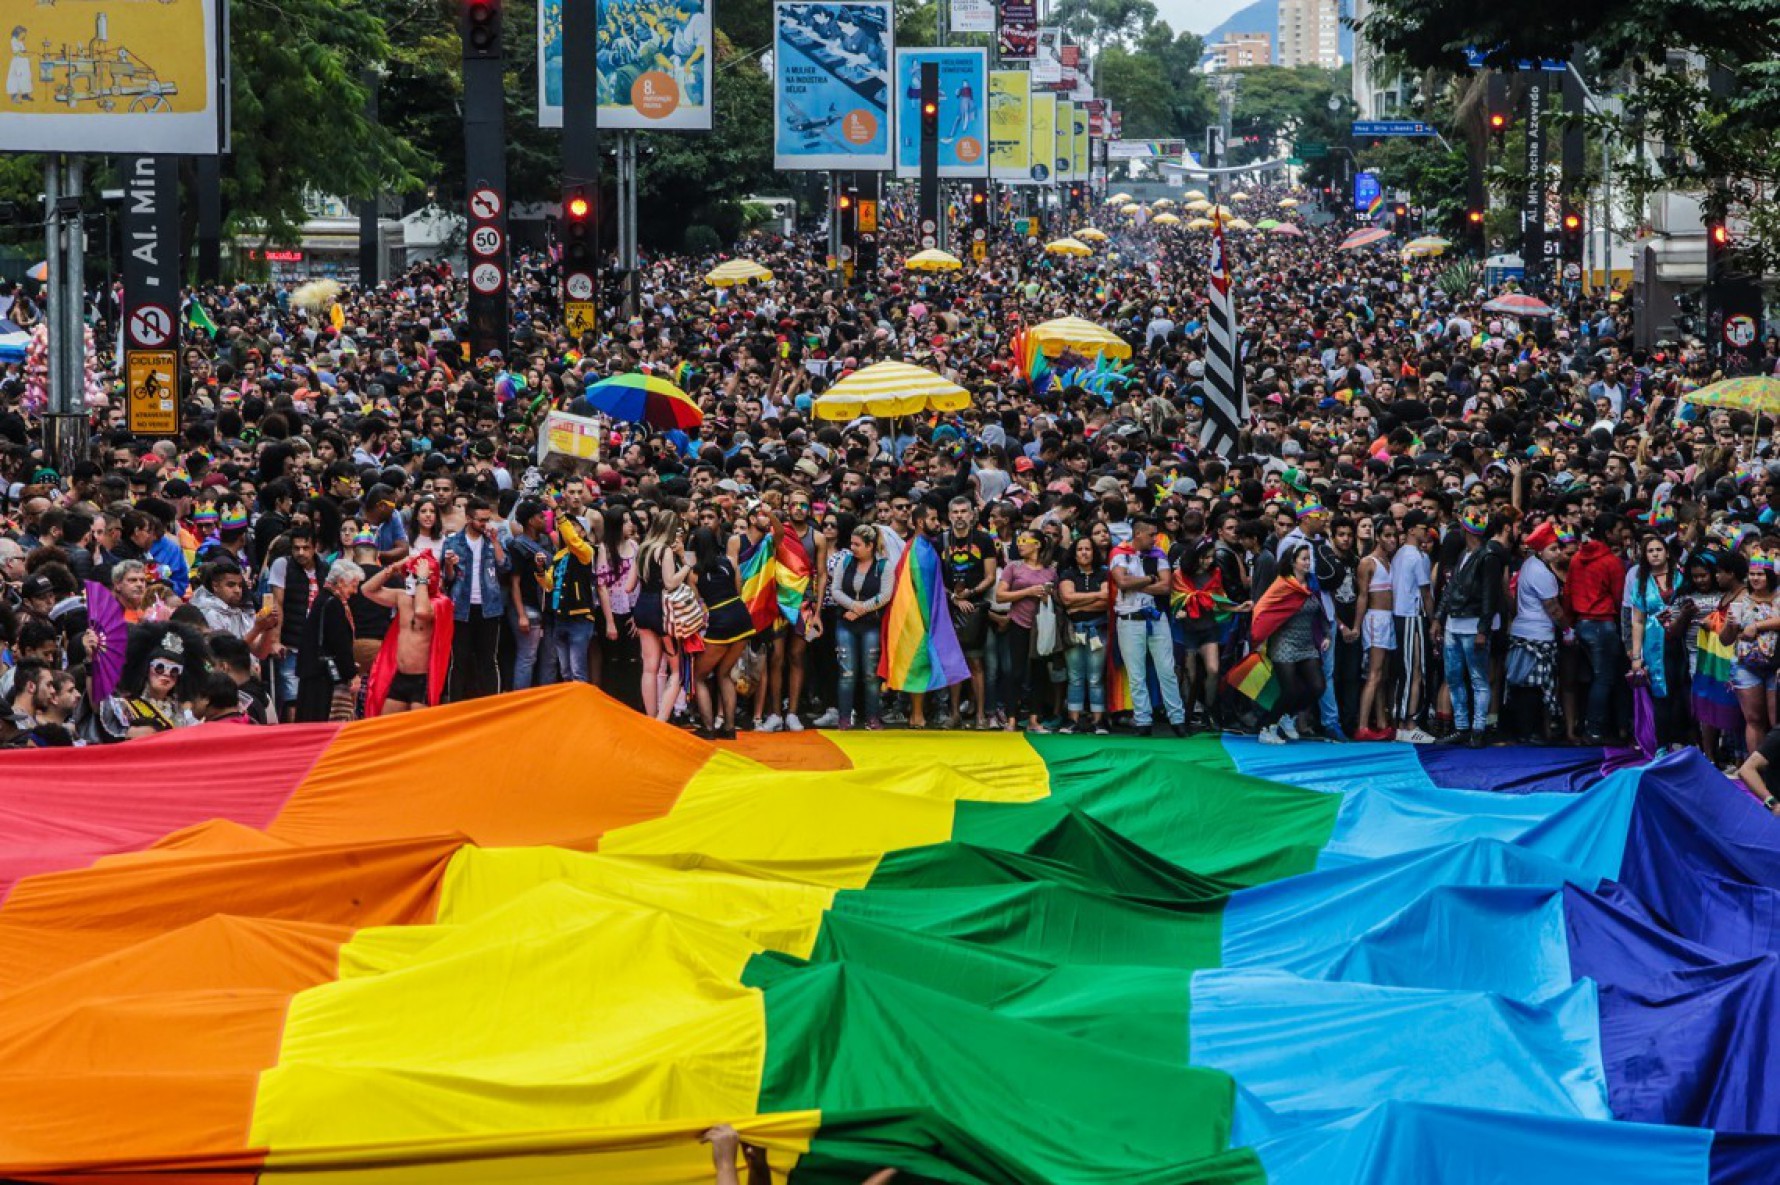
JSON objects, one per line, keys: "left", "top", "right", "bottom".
{"left": 1228, "top": 65, "right": 1351, "bottom": 182}
{"left": 223, "top": 0, "right": 431, "bottom": 241}
{"left": 1089, "top": 22, "right": 1212, "bottom": 140}
{"left": 1356, "top": 0, "right": 1780, "bottom": 270}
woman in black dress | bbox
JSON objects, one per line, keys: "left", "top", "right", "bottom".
{"left": 689, "top": 526, "right": 754, "bottom": 738}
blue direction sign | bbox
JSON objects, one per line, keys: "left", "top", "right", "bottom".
{"left": 1352, "top": 120, "right": 1438, "bottom": 138}
{"left": 1462, "top": 47, "right": 1568, "bottom": 71}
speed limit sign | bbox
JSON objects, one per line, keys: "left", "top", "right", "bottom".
{"left": 470, "top": 225, "right": 504, "bottom": 258}
{"left": 470, "top": 263, "right": 504, "bottom": 294}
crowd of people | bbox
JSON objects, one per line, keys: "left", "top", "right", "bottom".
{"left": 0, "top": 180, "right": 1776, "bottom": 810}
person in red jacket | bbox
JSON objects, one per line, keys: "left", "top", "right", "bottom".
{"left": 1564, "top": 512, "right": 1628, "bottom": 742}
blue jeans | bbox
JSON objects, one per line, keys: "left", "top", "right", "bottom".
{"left": 1317, "top": 629, "right": 1342, "bottom": 735}
{"left": 1115, "top": 613, "right": 1184, "bottom": 726}
{"left": 1064, "top": 629, "right": 1106, "bottom": 713}
{"left": 553, "top": 617, "right": 596, "bottom": 684}
{"left": 509, "top": 605, "right": 556, "bottom": 689}
{"left": 1574, "top": 619, "right": 1622, "bottom": 735}
{"left": 835, "top": 618, "right": 882, "bottom": 723}
{"left": 1442, "top": 628, "right": 1491, "bottom": 731}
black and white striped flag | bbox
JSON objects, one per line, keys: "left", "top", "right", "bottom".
{"left": 1199, "top": 218, "right": 1247, "bottom": 457}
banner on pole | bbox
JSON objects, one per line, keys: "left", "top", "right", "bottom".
{"left": 894, "top": 48, "right": 988, "bottom": 179}
{"left": 1070, "top": 102, "right": 1089, "bottom": 181}
{"left": 989, "top": 69, "right": 1031, "bottom": 183}
{"left": 1029, "top": 91, "right": 1056, "bottom": 183}
{"left": 950, "top": 0, "right": 997, "bottom": 34}
{"left": 772, "top": 0, "right": 893, "bottom": 171}
{"left": 0, "top": 0, "right": 226, "bottom": 154}
{"left": 540, "top": 0, "right": 714, "bottom": 130}
{"left": 998, "top": 1, "right": 1037, "bottom": 58}
{"left": 1053, "top": 99, "right": 1073, "bottom": 183}
{"left": 1034, "top": 28, "right": 1064, "bottom": 84}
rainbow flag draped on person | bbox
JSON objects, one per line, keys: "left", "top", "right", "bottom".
{"left": 877, "top": 533, "right": 969, "bottom": 692}
{"left": 738, "top": 531, "right": 780, "bottom": 633}
{"left": 1172, "top": 567, "right": 1235, "bottom": 624}
{"left": 775, "top": 528, "right": 812, "bottom": 626}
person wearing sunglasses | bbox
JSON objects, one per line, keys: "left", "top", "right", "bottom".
{"left": 95, "top": 622, "right": 203, "bottom": 742}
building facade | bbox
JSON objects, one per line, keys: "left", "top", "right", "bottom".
{"left": 1209, "top": 32, "right": 1273, "bottom": 70}
{"left": 1277, "top": 0, "right": 1342, "bottom": 69}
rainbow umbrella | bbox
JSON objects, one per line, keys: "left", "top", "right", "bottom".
{"left": 1679, "top": 376, "right": 1780, "bottom": 415}
{"left": 581, "top": 373, "right": 704, "bottom": 429}
{"left": 1338, "top": 227, "right": 1393, "bottom": 250}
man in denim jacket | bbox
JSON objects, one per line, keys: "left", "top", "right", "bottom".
{"left": 441, "top": 496, "right": 511, "bottom": 700}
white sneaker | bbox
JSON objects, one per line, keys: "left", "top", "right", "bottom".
{"left": 758, "top": 714, "right": 784, "bottom": 733}
{"left": 1396, "top": 726, "right": 1437, "bottom": 745}
{"left": 1258, "top": 724, "right": 1286, "bottom": 745}
{"left": 1277, "top": 715, "right": 1300, "bottom": 740}
{"left": 811, "top": 708, "right": 840, "bottom": 728}
{"left": 785, "top": 713, "right": 805, "bottom": 732}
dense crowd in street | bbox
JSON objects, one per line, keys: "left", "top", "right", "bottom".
{"left": 2, "top": 184, "right": 1780, "bottom": 809}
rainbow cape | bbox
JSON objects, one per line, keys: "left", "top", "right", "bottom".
{"left": 1226, "top": 649, "right": 1280, "bottom": 710}
{"left": 738, "top": 530, "right": 781, "bottom": 633}
{"left": 1250, "top": 575, "right": 1314, "bottom": 646}
{"left": 1173, "top": 568, "right": 1235, "bottom": 624}
{"left": 877, "top": 533, "right": 969, "bottom": 692}
{"left": 776, "top": 527, "right": 811, "bottom": 627}
{"left": 0, "top": 693, "right": 1767, "bottom": 1182}
{"left": 1693, "top": 611, "right": 1742, "bottom": 732}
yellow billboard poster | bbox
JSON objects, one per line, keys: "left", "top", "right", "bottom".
{"left": 1071, "top": 103, "right": 1089, "bottom": 182}
{"left": 1053, "top": 99, "right": 1073, "bottom": 187}
{"left": 1, "top": 0, "right": 224, "bottom": 154}
{"left": 1029, "top": 92, "right": 1055, "bottom": 185}
{"left": 989, "top": 69, "right": 1031, "bottom": 184}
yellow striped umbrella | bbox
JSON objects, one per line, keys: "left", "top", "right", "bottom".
{"left": 1026, "top": 316, "right": 1132, "bottom": 360}
{"left": 1185, "top": 189, "right": 1208, "bottom": 201}
{"left": 1230, "top": 191, "right": 1251, "bottom": 201}
{"left": 904, "top": 248, "right": 963, "bottom": 271}
{"left": 1075, "top": 227, "right": 1109, "bottom": 242}
{"left": 1151, "top": 212, "right": 1182, "bottom": 226}
{"left": 1184, "top": 199, "right": 1212, "bottom": 212}
{"left": 1152, "top": 198, "right": 1176, "bottom": 209}
{"left": 1187, "top": 217, "right": 1216, "bottom": 230}
{"left": 812, "top": 361, "right": 972, "bottom": 420}
{"left": 1681, "top": 376, "right": 1780, "bottom": 415}
{"left": 704, "top": 259, "right": 774, "bottom": 286}
{"left": 1224, "top": 218, "right": 1253, "bottom": 230}
{"left": 1107, "top": 192, "right": 1133, "bottom": 204}
{"left": 1278, "top": 197, "right": 1300, "bottom": 208}
{"left": 1403, "top": 236, "right": 1452, "bottom": 258}
{"left": 1120, "top": 203, "right": 1143, "bottom": 215}
{"left": 1044, "top": 237, "right": 1093, "bottom": 256}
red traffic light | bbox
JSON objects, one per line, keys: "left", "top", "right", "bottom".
{"left": 1710, "top": 223, "right": 1729, "bottom": 246}
{"left": 922, "top": 102, "right": 938, "bottom": 117}
{"left": 1488, "top": 113, "right": 1506, "bottom": 129}
{"left": 971, "top": 192, "right": 985, "bottom": 205}
{"left": 566, "top": 195, "right": 590, "bottom": 220}
{"left": 837, "top": 195, "right": 852, "bottom": 209}
{"left": 1562, "top": 212, "right": 1581, "bottom": 231}
{"left": 1467, "top": 209, "right": 1484, "bottom": 224}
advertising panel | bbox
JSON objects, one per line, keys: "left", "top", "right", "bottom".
{"left": 772, "top": 0, "right": 893, "bottom": 171}
{"left": 540, "top": 0, "right": 714, "bottom": 130}
{"left": 988, "top": 69, "right": 1030, "bottom": 182}
{"left": 894, "top": 47, "right": 988, "bottom": 179}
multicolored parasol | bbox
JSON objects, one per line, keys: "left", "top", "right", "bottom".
{"left": 580, "top": 373, "right": 704, "bottom": 429}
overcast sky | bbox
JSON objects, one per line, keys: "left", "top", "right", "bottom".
{"left": 1151, "top": 0, "right": 1260, "bottom": 36}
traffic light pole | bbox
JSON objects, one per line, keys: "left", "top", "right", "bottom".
{"left": 919, "top": 63, "right": 940, "bottom": 251}
{"left": 462, "top": 0, "right": 510, "bottom": 360}
{"left": 562, "top": 0, "right": 600, "bottom": 336}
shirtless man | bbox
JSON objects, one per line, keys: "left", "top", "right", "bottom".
{"left": 1354, "top": 515, "right": 1400, "bottom": 741}
{"left": 360, "top": 551, "right": 445, "bottom": 715}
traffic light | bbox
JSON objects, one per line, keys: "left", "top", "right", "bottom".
{"left": 970, "top": 187, "right": 987, "bottom": 229}
{"left": 1466, "top": 207, "right": 1486, "bottom": 256}
{"left": 1706, "top": 221, "right": 1730, "bottom": 285}
{"left": 562, "top": 185, "right": 593, "bottom": 271}
{"left": 1560, "top": 205, "right": 1583, "bottom": 262}
{"left": 921, "top": 96, "right": 939, "bottom": 139}
{"left": 463, "top": 0, "right": 502, "bottom": 58}
{"left": 1488, "top": 110, "right": 1508, "bottom": 146}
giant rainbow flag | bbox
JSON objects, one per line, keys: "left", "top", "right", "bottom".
{"left": 0, "top": 686, "right": 1776, "bottom": 1183}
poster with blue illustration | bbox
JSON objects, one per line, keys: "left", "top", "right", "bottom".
{"left": 893, "top": 47, "right": 989, "bottom": 179}
{"left": 539, "top": 0, "right": 713, "bottom": 131}
{"left": 773, "top": 0, "right": 894, "bottom": 171}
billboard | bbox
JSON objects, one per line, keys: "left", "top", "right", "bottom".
{"left": 1033, "top": 28, "right": 1064, "bottom": 84}
{"left": 1070, "top": 102, "right": 1089, "bottom": 181}
{"left": 0, "top": 0, "right": 225, "bottom": 154}
{"left": 950, "top": 0, "right": 996, "bottom": 34}
{"left": 988, "top": 69, "right": 1031, "bottom": 183}
{"left": 1053, "top": 99, "right": 1073, "bottom": 184}
{"left": 772, "top": 0, "right": 893, "bottom": 171}
{"left": 1354, "top": 171, "right": 1383, "bottom": 221}
{"left": 998, "top": 1, "right": 1037, "bottom": 59}
{"left": 1029, "top": 91, "right": 1056, "bottom": 184}
{"left": 894, "top": 48, "right": 988, "bottom": 179}
{"left": 540, "top": 0, "right": 714, "bottom": 130}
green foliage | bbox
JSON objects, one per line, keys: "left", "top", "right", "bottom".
{"left": 1356, "top": 0, "right": 1780, "bottom": 271}
{"left": 683, "top": 224, "right": 723, "bottom": 253}
{"left": 1435, "top": 258, "right": 1482, "bottom": 299}
{"left": 1355, "top": 137, "right": 1469, "bottom": 234}
{"left": 1097, "top": 23, "right": 1213, "bottom": 140}
{"left": 1229, "top": 65, "right": 1352, "bottom": 183}
{"left": 225, "top": 0, "right": 430, "bottom": 240}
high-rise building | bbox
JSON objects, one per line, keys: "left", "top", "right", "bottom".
{"left": 1277, "top": 0, "right": 1343, "bottom": 69}
{"left": 1208, "top": 32, "right": 1273, "bottom": 70}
